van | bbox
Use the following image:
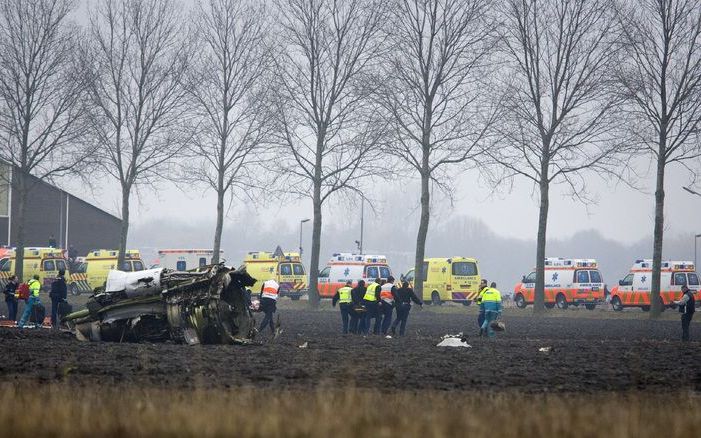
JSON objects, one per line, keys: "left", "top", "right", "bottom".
{"left": 0, "top": 247, "right": 67, "bottom": 291}
{"left": 243, "top": 251, "right": 307, "bottom": 300}
{"left": 609, "top": 260, "right": 699, "bottom": 311}
{"left": 402, "top": 257, "right": 481, "bottom": 305}
{"left": 158, "top": 249, "right": 224, "bottom": 271}
{"left": 317, "top": 253, "right": 393, "bottom": 298}
{"left": 513, "top": 258, "right": 605, "bottom": 310}
{"left": 75, "top": 249, "right": 145, "bottom": 292}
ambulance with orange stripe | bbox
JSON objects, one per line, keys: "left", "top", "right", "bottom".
{"left": 513, "top": 258, "right": 605, "bottom": 310}
{"left": 242, "top": 251, "right": 307, "bottom": 300}
{"left": 609, "top": 260, "right": 699, "bottom": 312}
{"left": 317, "top": 253, "right": 393, "bottom": 299}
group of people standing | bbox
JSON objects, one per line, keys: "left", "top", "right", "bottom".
{"left": 333, "top": 276, "right": 423, "bottom": 337}
{"left": 2, "top": 271, "right": 68, "bottom": 328}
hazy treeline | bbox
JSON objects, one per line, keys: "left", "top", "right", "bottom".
{"left": 131, "top": 214, "right": 695, "bottom": 295}
{"left": 0, "top": 0, "right": 699, "bottom": 315}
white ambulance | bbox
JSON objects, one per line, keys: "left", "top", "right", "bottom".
{"left": 317, "top": 253, "right": 393, "bottom": 299}
{"left": 609, "top": 260, "right": 699, "bottom": 311}
{"left": 158, "top": 249, "right": 224, "bottom": 271}
{"left": 513, "top": 257, "right": 606, "bottom": 310}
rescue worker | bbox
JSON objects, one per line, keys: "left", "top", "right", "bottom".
{"left": 390, "top": 280, "right": 422, "bottom": 336}
{"left": 18, "top": 275, "right": 41, "bottom": 328}
{"left": 361, "top": 278, "right": 382, "bottom": 335}
{"left": 349, "top": 279, "right": 366, "bottom": 334}
{"left": 379, "top": 276, "right": 397, "bottom": 335}
{"left": 3, "top": 275, "right": 18, "bottom": 322}
{"left": 674, "top": 285, "right": 695, "bottom": 342}
{"left": 475, "top": 279, "right": 488, "bottom": 329}
{"left": 480, "top": 283, "right": 502, "bottom": 338}
{"left": 332, "top": 281, "right": 354, "bottom": 334}
{"left": 49, "top": 270, "right": 68, "bottom": 328}
{"left": 258, "top": 278, "right": 279, "bottom": 335}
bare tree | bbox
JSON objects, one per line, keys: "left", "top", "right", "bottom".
{"left": 377, "top": 0, "right": 496, "bottom": 302}
{"left": 0, "top": 0, "right": 89, "bottom": 280}
{"left": 188, "top": 0, "right": 272, "bottom": 264}
{"left": 616, "top": 0, "right": 701, "bottom": 317}
{"left": 85, "top": 0, "right": 192, "bottom": 267}
{"left": 492, "top": 0, "right": 623, "bottom": 313}
{"left": 273, "top": 0, "right": 386, "bottom": 307}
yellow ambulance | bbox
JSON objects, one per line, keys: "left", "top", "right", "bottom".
{"left": 242, "top": 251, "right": 307, "bottom": 300}
{"left": 402, "top": 257, "right": 481, "bottom": 305}
{"left": 71, "top": 249, "right": 145, "bottom": 293}
{"left": 0, "top": 247, "right": 68, "bottom": 291}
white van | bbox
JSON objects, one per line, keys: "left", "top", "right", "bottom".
{"left": 317, "top": 253, "right": 393, "bottom": 298}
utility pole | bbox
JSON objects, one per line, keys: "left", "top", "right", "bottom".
{"left": 359, "top": 198, "right": 364, "bottom": 254}
{"left": 683, "top": 187, "right": 701, "bottom": 269}
{"left": 299, "top": 218, "right": 310, "bottom": 255}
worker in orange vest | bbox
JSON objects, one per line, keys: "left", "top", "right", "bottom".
{"left": 258, "top": 278, "right": 279, "bottom": 335}
{"left": 379, "top": 276, "right": 397, "bottom": 336}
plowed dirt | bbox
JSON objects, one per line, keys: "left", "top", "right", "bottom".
{"left": 2, "top": 304, "right": 699, "bottom": 393}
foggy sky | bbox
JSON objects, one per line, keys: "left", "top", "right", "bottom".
{"left": 61, "top": 0, "right": 701, "bottom": 277}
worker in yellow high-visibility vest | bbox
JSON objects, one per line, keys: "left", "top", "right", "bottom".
{"left": 361, "top": 278, "right": 382, "bottom": 335}
{"left": 332, "top": 281, "right": 353, "bottom": 334}
{"left": 18, "top": 275, "right": 42, "bottom": 328}
{"left": 480, "top": 283, "right": 503, "bottom": 338}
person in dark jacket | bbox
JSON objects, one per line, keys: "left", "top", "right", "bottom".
{"left": 49, "top": 270, "right": 68, "bottom": 328}
{"left": 674, "top": 285, "right": 696, "bottom": 341}
{"left": 3, "top": 275, "right": 18, "bottom": 322}
{"left": 390, "top": 281, "right": 422, "bottom": 336}
{"left": 349, "top": 280, "right": 366, "bottom": 334}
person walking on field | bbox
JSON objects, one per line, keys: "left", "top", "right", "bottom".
{"left": 332, "top": 281, "right": 354, "bottom": 334}
{"left": 349, "top": 279, "right": 366, "bottom": 334}
{"left": 3, "top": 275, "right": 18, "bottom": 322}
{"left": 258, "top": 278, "right": 279, "bottom": 336}
{"left": 475, "top": 279, "right": 488, "bottom": 329}
{"left": 674, "top": 285, "right": 695, "bottom": 342}
{"left": 379, "top": 276, "right": 397, "bottom": 335}
{"left": 390, "top": 280, "right": 422, "bottom": 336}
{"left": 18, "top": 275, "right": 41, "bottom": 328}
{"left": 361, "top": 278, "right": 382, "bottom": 335}
{"left": 480, "top": 283, "right": 502, "bottom": 338}
{"left": 49, "top": 270, "right": 68, "bottom": 328}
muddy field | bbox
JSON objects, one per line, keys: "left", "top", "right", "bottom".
{"left": 2, "top": 302, "right": 700, "bottom": 393}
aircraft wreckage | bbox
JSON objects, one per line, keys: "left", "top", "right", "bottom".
{"left": 63, "top": 264, "right": 257, "bottom": 344}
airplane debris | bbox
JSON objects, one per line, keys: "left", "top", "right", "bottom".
{"left": 63, "top": 264, "right": 257, "bottom": 345}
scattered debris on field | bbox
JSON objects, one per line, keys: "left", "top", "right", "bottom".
{"left": 437, "top": 334, "right": 472, "bottom": 348}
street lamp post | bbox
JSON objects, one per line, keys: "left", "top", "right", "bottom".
{"left": 299, "top": 219, "right": 310, "bottom": 255}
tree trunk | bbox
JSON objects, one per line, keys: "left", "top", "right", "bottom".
{"left": 650, "top": 150, "right": 666, "bottom": 318}
{"left": 308, "top": 179, "right": 322, "bottom": 309}
{"left": 534, "top": 177, "right": 549, "bottom": 314}
{"left": 212, "top": 187, "right": 225, "bottom": 265}
{"left": 117, "top": 184, "right": 131, "bottom": 269}
{"left": 413, "top": 170, "right": 430, "bottom": 301}
{"left": 14, "top": 170, "right": 27, "bottom": 282}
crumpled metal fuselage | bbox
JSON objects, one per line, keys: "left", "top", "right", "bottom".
{"left": 64, "top": 264, "right": 257, "bottom": 345}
